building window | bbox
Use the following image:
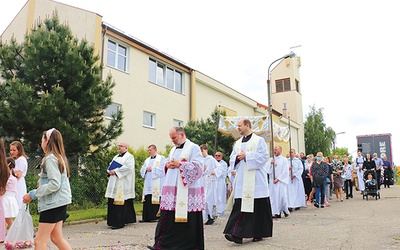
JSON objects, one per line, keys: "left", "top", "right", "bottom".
{"left": 175, "top": 71, "right": 183, "bottom": 93}
{"left": 166, "top": 67, "right": 174, "bottom": 90}
{"left": 148, "top": 58, "right": 184, "bottom": 94}
{"left": 148, "top": 59, "right": 156, "bottom": 83}
{"left": 284, "top": 78, "right": 290, "bottom": 91}
{"left": 156, "top": 62, "right": 165, "bottom": 85}
{"left": 105, "top": 103, "right": 121, "bottom": 120}
{"left": 107, "top": 40, "right": 128, "bottom": 72}
{"left": 295, "top": 79, "right": 300, "bottom": 93}
{"left": 275, "top": 78, "right": 291, "bottom": 93}
{"left": 143, "top": 111, "right": 156, "bottom": 128}
{"left": 173, "top": 119, "right": 184, "bottom": 127}
{"left": 275, "top": 80, "right": 283, "bottom": 93}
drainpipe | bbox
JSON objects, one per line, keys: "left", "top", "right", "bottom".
{"left": 100, "top": 25, "right": 107, "bottom": 76}
{"left": 190, "top": 69, "right": 196, "bottom": 121}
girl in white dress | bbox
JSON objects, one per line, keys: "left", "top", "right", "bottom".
{"left": 4, "top": 158, "right": 19, "bottom": 227}
{"left": 9, "top": 141, "right": 28, "bottom": 210}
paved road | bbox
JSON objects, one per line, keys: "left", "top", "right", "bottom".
{"left": 42, "top": 185, "right": 400, "bottom": 250}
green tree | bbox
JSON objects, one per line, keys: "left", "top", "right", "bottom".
{"left": 0, "top": 13, "right": 122, "bottom": 154}
{"left": 304, "top": 105, "right": 335, "bottom": 156}
{"left": 332, "top": 147, "right": 351, "bottom": 162}
{"left": 184, "top": 107, "right": 235, "bottom": 160}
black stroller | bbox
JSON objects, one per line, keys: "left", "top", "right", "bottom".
{"left": 362, "top": 170, "right": 380, "bottom": 200}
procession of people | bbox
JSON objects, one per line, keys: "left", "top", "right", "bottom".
{"left": 0, "top": 119, "right": 394, "bottom": 249}
{"left": 101, "top": 119, "right": 395, "bottom": 250}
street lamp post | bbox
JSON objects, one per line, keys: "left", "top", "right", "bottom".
{"left": 333, "top": 131, "right": 346, "bottom": 155}
{"left": 267, "top": 51, "right": 296, "bottom": 158}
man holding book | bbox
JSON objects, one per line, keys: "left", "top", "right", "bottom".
{"left": 105, "top": 142, "right": 136, "bottom": 229}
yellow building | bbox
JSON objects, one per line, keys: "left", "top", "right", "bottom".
{"left": 271, "top": 56, "right": 305, "bottom": 154}
{"left": 1, "top": 0, "right": 304, "bottom": 154}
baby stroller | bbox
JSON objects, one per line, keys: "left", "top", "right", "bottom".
{"left": 363, "top": 170, "right": 380, "bottom": 200}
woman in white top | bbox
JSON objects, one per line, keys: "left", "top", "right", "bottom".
{"left": 9, "top": 141, "right": 28, "bottom": 210}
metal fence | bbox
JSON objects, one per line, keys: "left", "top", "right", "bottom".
{"left": 26, "top": 153, "right": 108, "bottom": 212}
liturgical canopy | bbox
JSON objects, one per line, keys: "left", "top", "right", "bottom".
{"left": 218, "top": 115, "right": 290, "bottom": 142}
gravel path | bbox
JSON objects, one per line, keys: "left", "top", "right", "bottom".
{"left": 42, "top": 185, "right": 400, "bottom": 250}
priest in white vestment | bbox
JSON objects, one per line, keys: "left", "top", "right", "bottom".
{"left": 149, "top": 127, "right": 205, "bottom": 250}
{"left": 105, "top": 142, "right": 136, "bottom": 229}
{"left": 223, "top": 118, "right": 273, "bottom": 244}
{"left": 200, "top": 145, "right": 223, "bottom": 225}
{"left": 214, "top": 152, "right": 228, "bottom": 216}
{"left": 266, "top": 145, "right": 290, "bottom": 218}
{"left": 287, "top": 149, "right": 306, "bottom": 211}
{"left": 140, "top": 144, "right": 166, "bottom": 222}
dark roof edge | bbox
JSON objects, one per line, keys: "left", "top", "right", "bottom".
{"left": 102, "top": 22, "right": 191, "bottom": 71}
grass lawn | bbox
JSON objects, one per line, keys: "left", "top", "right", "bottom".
{"left": 30, "top": 203, "right": 143, "bottom": 227}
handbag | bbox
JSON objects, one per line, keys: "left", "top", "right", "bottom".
{"left": 4, "top": 205, "right": 34, "bottom": 249}
{"left": 340, "top": 173, "right": 346, "bottom": 183}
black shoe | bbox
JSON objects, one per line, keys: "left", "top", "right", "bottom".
{"left": 252, "top": 237, "right": 263, "bottom": 242}
{"left": 225, "top": 234, "right": 243, "bottom": 244}
{"left": 288, "top": 208, "right": 293, "bottom": 212}
{"left": 272, "top": 214, "right": 281, "bottom": 218}
{"left": 350, "top": 195, "right": 353, "bottom": 198}
{"left": 147, "top": 246, "right": 156, "bottom": 250}
{"left": 294, "top": 207, "right": 300, "bottom": 211}
{"left": 320, "top": 205, "right": 324, "bottom": 208}
{"left": 205, "top": 219, "right": 214, "bottom": 225}
{"left": 283, "top": 212, "right": 289, "bottom": 218}
{"left": 314, "top": 203, "right": 319, "bottom": 208}
{"left": 139, "top": 220, "right": 150, "bottom": 223}
{"left": 346, "top": 197, "right": 349, "bottom": 199}
{"left": 111, "top": 226, "right": 124, "bottom": 230}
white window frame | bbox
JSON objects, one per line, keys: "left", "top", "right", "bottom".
{"left": 173, "top": 119, "right": 184, "bottom": 127}
{"left": 148, "top": 58, "right": 184, "bottom": 94}
{"left": 107, "top": 40, "right": 128, "bottom": 72}
{"left": 143, "top": 111, "right": 156, "bottom": 128}
{"left": 104, "top": 103, "right": 121, "bottom": 120}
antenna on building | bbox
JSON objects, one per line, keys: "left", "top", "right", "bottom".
{"left": 289, "top": 45, "right": 302, "bottom": 50}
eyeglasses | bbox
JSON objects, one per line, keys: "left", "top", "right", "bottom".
{"left": 117, "top": 145, "right": 126, "bottom": 148}
{"left": 215, "top": 155, "right": 222, "bottom": 157}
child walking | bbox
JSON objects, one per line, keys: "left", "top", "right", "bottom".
{"left": 4, "top": 158, "right": 19, "bottom": 228}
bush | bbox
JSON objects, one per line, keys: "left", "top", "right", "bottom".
{"left": 24, "top": 172, "right": 39, "bottom": 215}
{"left": 24, "top": 145, "right": 169, "bottom": 210}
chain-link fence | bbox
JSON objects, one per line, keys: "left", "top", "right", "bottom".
{"left": 26, "top": 153, "right": 108, "bottom": 212}
{"left": 25, "top": 150, "right": 146, "bottom": 213}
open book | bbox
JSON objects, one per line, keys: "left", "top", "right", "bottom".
{"left": 108, "top": 160, "right": 122, "bottom": 171}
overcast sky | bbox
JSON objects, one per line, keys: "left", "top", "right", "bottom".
{"left": 2, "top": 0, "right": 399, "bottom": 162}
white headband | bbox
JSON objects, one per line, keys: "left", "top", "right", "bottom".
{"left": 46, "top": 128, "right": 56, "bottom": 139}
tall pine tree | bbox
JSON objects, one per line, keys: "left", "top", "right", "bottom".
{"left": 0, "top": 13, "right": 123, "bottom": 155}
